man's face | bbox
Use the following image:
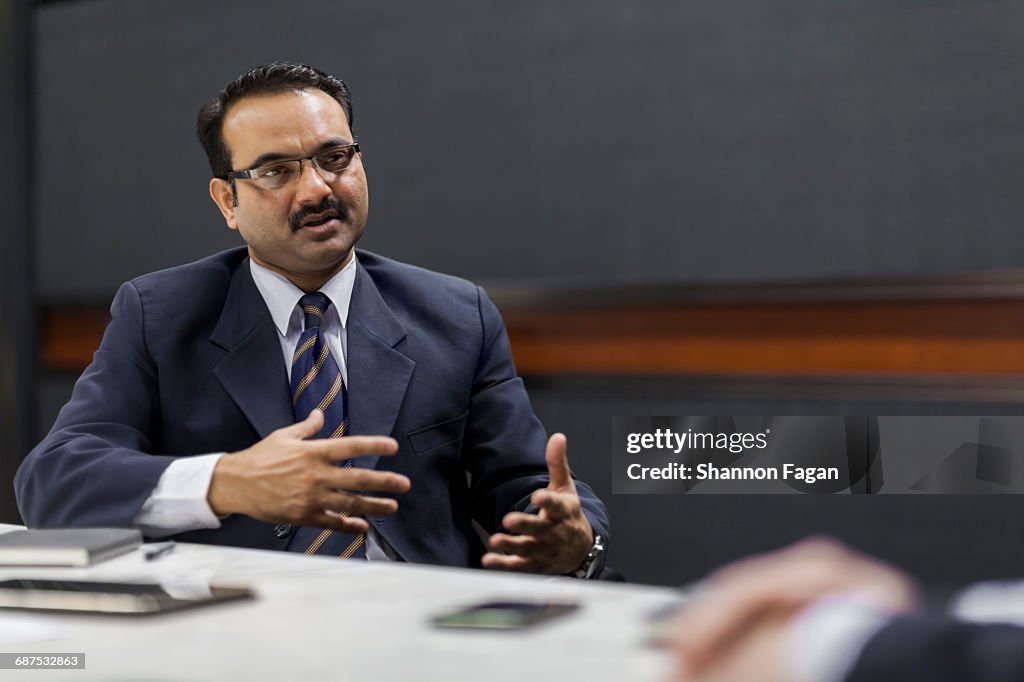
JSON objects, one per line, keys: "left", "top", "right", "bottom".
{"left": 210, "top": 88, "right": 368, "bottom": 285}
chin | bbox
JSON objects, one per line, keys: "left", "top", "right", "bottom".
{"left": 301, "top": 246, "right": 355, "bottom": 272}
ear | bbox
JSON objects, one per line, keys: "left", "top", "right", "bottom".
{"left": 209, "top": 178, "right": 239, "bottom": 230}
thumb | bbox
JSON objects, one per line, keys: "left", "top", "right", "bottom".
{"left": 545, "top": 433, "right": 575, "bottom": 491}
{"left": 278, "top": 408, "right": 324, "bottom": 439}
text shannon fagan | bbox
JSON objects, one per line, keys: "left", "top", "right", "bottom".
{"left": 626, "top": 463, "right": 839, "bottom": 484}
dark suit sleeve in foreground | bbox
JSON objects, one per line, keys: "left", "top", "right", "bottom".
{"left": 461, "top": 287, "right": 610, "bottom": 571}
{"left": 15, "top": 281, "right": 175, "bottom": 528}
{"left": 848, "top": 616, "right": 1024, "bottom": 682}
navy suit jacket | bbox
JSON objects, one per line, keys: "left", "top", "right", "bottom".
{"left": 16, "top": 247, "right": 609, "bottom": 570}
{"left": 848, "top": 616, "right": 1024, "bottom": 682}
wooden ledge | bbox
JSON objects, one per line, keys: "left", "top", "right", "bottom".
{"left": 38, "top": 271, "right": 1024, "bottom": 377}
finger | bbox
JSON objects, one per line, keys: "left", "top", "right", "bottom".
{"left": 321, "top": 491, "right": 399, "bottom": 517}
{"left": 307, "top": 510, "right": 370, "bottom": 535}
{"left": 531, "top": 489, "right": 577, "bottom": 521}
{"left": 675, "top": 579, "right": 784, "bottom": 673}
{"left": 676, "top": 556, "right": 797, "bottom": 662}
{"left": 677, "top": 542, "right": 876, "bottom": 672}
{"left": 488, "top": 532, "right": 542, "bottom": 558}
{"left": 544, "top": 433, "right": 574, "bottom": 491}
{"left": 323, "top": 468, "right": 411, "bottom": 495}
{"left": 676, "top": 611, "right": 797, "bottom": 682}
{"left": 313, "top": 436, "right": 399, "bottom": 463}
{"left": 481, "top": 551, "right": 538, "bottom": 573}
{"left": 277, "top": 408, "right": 325, "bottom": 439}
{"left": 502, "top": 511, "right": 553, "bottom": 535}
{"left": 710, "top": 539, "right": 889, "bottom": 607}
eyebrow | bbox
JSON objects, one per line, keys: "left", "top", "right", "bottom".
{"left": 244, "top": 138, "right": 354, "bottom": 170}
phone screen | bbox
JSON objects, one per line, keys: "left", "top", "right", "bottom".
{"left": 431, "top": 600, "right": 579, "bottom": 630}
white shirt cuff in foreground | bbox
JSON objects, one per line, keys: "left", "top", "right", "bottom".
{"left": 788, "top": 593, "right": 893, "bottom": 682}
{"left": 132, "top": 453, "right": 225, "bottom": 537}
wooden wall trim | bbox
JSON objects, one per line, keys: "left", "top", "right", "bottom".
{"left": 503, "top": 299, "right": 1024, "bottom": 375}
{"left": 41, "top": 296, "right": 1024, "bottom": 377}
{"left": 40, "top": 308, "right": 109, "bottom": 371}
{"left": 484, "top": 269, "right": 1024, "bottom": 308}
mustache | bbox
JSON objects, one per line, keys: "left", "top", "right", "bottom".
{"left": 289, "top": 198, "right": 348, "bottom": 232}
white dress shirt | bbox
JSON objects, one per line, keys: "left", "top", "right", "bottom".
{"left": 132, "top": 255, "right": 361, "bottom": 540}
{"left": 788, "top": 594, "right": 893, "bottom": 682}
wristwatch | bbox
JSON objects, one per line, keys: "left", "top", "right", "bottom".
{"left": 572, "top": 533, "right": 605, "bottom": 579}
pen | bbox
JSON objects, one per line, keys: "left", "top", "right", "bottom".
{"left": 143, "top": 541, "right": 176, "bottom": 561}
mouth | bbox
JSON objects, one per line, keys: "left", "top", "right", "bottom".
{"left": 294, "top": 210, "right": 346, "bottom": 235}
{"left": 297, "top": 211, "right": 341, "bottom": 230}
{"left": 290, "top": 199, "right": 350, "bottom": 234}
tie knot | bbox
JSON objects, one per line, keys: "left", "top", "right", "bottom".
{"left": 299, "top": 292, "right": 332, "bottom": 330}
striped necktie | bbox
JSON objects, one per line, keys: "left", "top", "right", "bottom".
{"left": 286, "top": 291, "right": 366, "bottom": 559}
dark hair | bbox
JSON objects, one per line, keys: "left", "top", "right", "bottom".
{"left": 196, "top": 62, "right": 354, "bottom": 178}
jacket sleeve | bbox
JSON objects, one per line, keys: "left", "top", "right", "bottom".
{"left": 847, "top": 616, "right": 1024, "bottom": 682}
{"left": 461, "top": 286, "right": 610, "bottom": 571}
{"left": 15, "top": 281, "right": 176, "bottom": 528}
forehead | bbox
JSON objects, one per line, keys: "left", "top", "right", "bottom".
{"left": 221, "top": 88, "right": 352, "bottom": 167}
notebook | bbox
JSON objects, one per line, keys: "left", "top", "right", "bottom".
{"left": 0, "top": 528, "right": 143, "bottom": 567}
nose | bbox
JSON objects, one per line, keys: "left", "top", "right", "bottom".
{"left": 293, "top": 158, "right": 333, "bottom": 206}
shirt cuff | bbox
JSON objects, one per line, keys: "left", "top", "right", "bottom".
{"left": 787, "top": 594, "right": 894, "bottom": 682}
{"left": 132, "top": 453, "right": 225, "bottom": 537}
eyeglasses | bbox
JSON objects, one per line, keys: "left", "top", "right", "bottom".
{"left": 226, "top": 142, "right": 361, "bottom": 190}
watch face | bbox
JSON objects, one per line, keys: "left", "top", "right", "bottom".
{"left": 574, "top": 535, "right": 604, "bottom": 578}
{"left": 576, "top": 558, "right": 597, "bottom": 579}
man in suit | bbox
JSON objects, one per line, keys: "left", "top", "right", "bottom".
{"left": 671, "top": 538, "right": 1024, "bottom": 682}
{"left": 15, "top": 62, "right": 609, "bottom": 577}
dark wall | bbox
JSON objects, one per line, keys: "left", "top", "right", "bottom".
{"left": 1, "top": 0, "right": 32, "bottom": 524}
{"left": 35, "top": 0, "right": 1024, "bottom": 302}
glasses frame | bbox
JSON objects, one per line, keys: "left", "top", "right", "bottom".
{"left": 225, "top": 142, "right": 361, "bottom": 206}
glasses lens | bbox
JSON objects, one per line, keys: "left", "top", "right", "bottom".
{"left": 244, "top": 146, "right": 355, "bottom": 189}
{"left": 315, "top": 146, "right": 356, "bottom": 173}
{"left": 253, "top": 161, "right": 300, "bottom": 189}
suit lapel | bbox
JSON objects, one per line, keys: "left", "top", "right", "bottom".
{"left": 345, "top": 258, "right": 415, "bottom": 471}
{"left": 210, "top": 259, "right": 293, "bottom": 439}
{"left": 208, "top": 254, "right": 417, "bottom": 562}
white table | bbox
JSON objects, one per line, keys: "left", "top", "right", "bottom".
{"left": 0, "top": 525, "right": 680, "bottom": 681}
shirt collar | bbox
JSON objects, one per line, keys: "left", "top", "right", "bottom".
{"left": 248, "top": 253, "right": 357, "bottom": 336}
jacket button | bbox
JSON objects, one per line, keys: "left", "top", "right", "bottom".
{"left": 274, "top": 524, "right": 292, "bottom": 538}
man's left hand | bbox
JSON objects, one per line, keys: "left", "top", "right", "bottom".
{"left": 482, "top": 433, "right": 594, "bottom": 575}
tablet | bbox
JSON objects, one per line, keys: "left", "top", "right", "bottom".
{"left": 0, "top": 579, "right": 255, "bottom": 616}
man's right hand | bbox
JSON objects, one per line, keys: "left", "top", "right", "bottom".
{"left": 672, "top": 538, "right": 917, "bottom": 682}
{"left": 207, "top": 409, "right": 410, "bottom": 534}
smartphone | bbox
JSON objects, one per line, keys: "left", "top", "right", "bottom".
{"left": 431, "top": 600, "right": 579, "bottom": 630}
{"left": 0, "top": 579, "right": 255, "bottom": 616}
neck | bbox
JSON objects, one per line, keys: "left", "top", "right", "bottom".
{"left": 249, "top": 249, "right": 352, "bottom": 292}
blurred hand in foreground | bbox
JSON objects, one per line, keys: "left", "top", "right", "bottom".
{"left": 672, "top": 537, "right": 917, "bottom": 682}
